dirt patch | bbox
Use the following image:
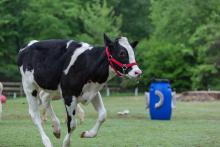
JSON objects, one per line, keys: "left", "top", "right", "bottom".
{"left": 177, "top": 91, "right": 220, "bottom": 101}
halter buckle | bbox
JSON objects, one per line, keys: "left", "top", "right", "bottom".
{"left": 122, "top": 64, "right": 127, "bottom": 71}
{"left": 109, "top": 55, "right": 112, "bottom": 59}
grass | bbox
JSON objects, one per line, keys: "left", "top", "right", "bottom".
{"left": 0, "top": 96, "right": 220, "bottom": 147}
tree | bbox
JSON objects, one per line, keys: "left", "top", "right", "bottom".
{"left": 0, "top": 0, "right": 30, "bottom": 81}
{"left": 147, "top": 0, "right": 220, "bottom": 90}
{"left": 114, "top": 0, "right": 152, "bottom": 40}
{"left": 0, "top": 0, "right": 82, "bottom": 81}
{"left": 76, "top": 0, "right": 122, "bottom": 45}
{"left": 138, "top": 38, "right": 193, "bottom": 91}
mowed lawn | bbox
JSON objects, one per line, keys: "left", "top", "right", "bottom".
{"left": 0, "top": 96, "right": 220, "bottom": 147}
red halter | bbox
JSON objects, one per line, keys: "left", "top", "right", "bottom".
{"left": 105, "top": 47, "right": 137, "bottom": 77}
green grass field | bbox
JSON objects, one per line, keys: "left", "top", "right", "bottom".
{"left": 0, "top": 96, "right": 220, "bottom": 147}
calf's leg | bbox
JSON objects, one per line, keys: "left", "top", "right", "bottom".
{"left": 62, "top": 96, "right": 77, "bottom": 147}
{"left": 40, "top": 91, "right": 61, "bottom": 138}
{"left": 76, "top": 104, "right": 85, "bottom": 124}
{"left": 22, "top": 79, "right": 52, "bottom": 147}
{"left": 81, "top": 92, "right": 106, "bottom": 138}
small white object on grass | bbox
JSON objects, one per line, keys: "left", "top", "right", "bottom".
{"left": 117, "top": 109, "right": 130, "bottom": 115}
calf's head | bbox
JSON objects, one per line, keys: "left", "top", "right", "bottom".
{"left": 104, "top": 34, "right": 142, "bottom": 78}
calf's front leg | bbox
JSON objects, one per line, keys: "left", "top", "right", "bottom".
{"left": 76, "top": 104, "right": 85, "bottom": 124}
{"left": 62, "top": 96, "right": 77, "bottom": 147}
{"left": 81, "top": 92, "right": 106, "bottom": 138}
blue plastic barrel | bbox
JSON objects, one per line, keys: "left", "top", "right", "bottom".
{"left": 149, "top": 79, "right": 172, "bottom": 120}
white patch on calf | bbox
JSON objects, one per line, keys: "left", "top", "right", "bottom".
{"left": 19, "top": 40, "right": 38, "bottom": 52}
{"left": 64, "top": 42, "right": 93, "bottom": 74}
{"left": 118, "top": 37, "right": 135, "bottom": 63}
{"left": 79, "top": 82, "right": 104, "bottom": 105}
{"left": 28, "top": 40, "right": 39, "bottom": 46}
{"left": 65, "top": 97, "right": 77, "bottom": 128}
{"left": 20, "top": 66, "right": 35, "bottom": 90}
{"left": 66, "top": 40, "right": 73, "bottom": 49}
{"left": 118, "top": 37, "right": 142, "bottom": 78}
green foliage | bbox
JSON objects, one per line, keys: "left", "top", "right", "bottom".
{"left": 190, "top": 64, "right": 217, "bottom": 90}
{"left": 76, "top": 0, "right": 121, "bottom": 44}
{"left": 0, "top": 0, "right": 29, "bottom": 81}
{"left": 207, "top": 39, "right": 220, "bottom": 67}
{"left": 148, "top": 0, "right": 220, "bottom": 90}
{"left": 1, "top": 0, "right": 220, "bottom": 90}
{"left": 115, "top": 0, "right": 152, "bottom": 40}
{"left": 22, "top": 0, "right": 79, "bottom": 40}
{"left": 0, "top": 0, "right": 121, "bottom": 81}
{"left": 138, "top": 38, "right": 192, "bottom": 91}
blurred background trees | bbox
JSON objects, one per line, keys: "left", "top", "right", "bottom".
{"left": 0, "top": 0, "right": 220, "bottom": 91}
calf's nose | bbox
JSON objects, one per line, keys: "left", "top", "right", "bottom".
{"left": 134, "top": 69, "right": 142, "bottom": 76}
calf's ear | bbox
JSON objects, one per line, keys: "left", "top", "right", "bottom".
{"left": 104, "top": 33, "right": 113, "bottom": 47}
{"left": 130, "top": 41, "right": 139, "bottom": 49}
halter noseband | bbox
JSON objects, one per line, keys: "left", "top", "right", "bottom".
{"left": 105, "top": 47, "right": 137, "bottom": 77}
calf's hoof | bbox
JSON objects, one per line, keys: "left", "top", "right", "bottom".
{"left": 80, "top": 131, "right": 96, "bottom": 138}
{"left": 80, "top": 132, "right": 86, "bottom": 138}
{"left": 52, "top": 124, "right": 61, "bottom": 139}
{"left": 53, "top": 131, "right": 61, "bottom": 139}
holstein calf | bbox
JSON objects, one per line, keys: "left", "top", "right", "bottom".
{"left": 17, "top": 34, "right": 142, "bottom": 147}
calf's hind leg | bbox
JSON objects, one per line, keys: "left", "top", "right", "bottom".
{"left": 22, "top": 72, "right": 52, "bottom": 147}
{"left": 40, "top": 91, "right": 61, "bottom": 138}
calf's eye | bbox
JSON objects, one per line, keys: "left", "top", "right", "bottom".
{"left": 119, "top": 51, "right": 127, "bottom": 58}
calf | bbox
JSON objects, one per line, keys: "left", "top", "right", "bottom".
{"left": 17, "top": 34, "right": 142, "bottom": 147}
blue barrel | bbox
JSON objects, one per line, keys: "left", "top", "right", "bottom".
{"left": 149, "top": 79, "right": 172, "bottom": 120}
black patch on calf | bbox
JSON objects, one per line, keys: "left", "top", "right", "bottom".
{"left": 64, "top": 97, "right": 76, "bottom": 133}
{"left": 60, "top": 46, "right": 109, "bottom": 97}
{"left": 64, "top": 96, "right": 72, "bottom": 107}
{"left": 67, "top": 116, "right": 71, "bottom": 132}
{"left": 66, "top": 111, "right": 72, "bottom": 133}
{"left": 32, "top": 90, "right": 37, "bottom": 97}
{"left": 17, "top": 39, "right": 81, "bottom": 90}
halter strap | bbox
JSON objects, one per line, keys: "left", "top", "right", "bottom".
{"left": 106, "top": 47, "right": 137, "bottom": 77}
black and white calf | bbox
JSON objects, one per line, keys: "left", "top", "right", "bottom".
{"left": 17, "top": 34, "right": 142, "bottom": 147}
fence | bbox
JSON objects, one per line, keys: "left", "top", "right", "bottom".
{"left": 1, "top": 82, "right": 145, "bottom": 98}
{"left": 102, "top": 85, "right": 145, "bottom": 96}
{"left": 2, "top": 82, "right": 24, "bottom": 98}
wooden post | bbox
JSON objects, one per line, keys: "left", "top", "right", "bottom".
{"left": 106, "top": 87, "right": 110, "bottom": 97}
{"left": 13, "top": 92, "right": 17, "bottom": 99}
{"left": 134, "top": 87, "right": 138, "bottom": 96}
{"left": 20, "top": 83, "right": 23, "bottom": 96}
{"left": 144, "top": 92, "right": 149, "bottom": 109}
